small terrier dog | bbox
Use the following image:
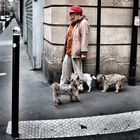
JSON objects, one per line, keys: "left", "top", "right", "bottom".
{"left": 96, "top": 74, "right": 126, "bottom": 93}
{"left": 71, "top": 73, "right": 96, "bottom": 92}
{"left": 52, "top": 75, "right": 80, "bottom": 106}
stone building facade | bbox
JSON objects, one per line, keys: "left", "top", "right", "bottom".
{"left": 23, "top": 0, "right": 43, "bottom": 69}
{"left": 0, "top": 1, "right": 3, "bottom": 13}
{"left": 43, "top": 0, "right": 140, "bottom": 83}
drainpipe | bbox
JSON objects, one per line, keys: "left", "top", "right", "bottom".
{"left": 128, "top": 0, "right": 139, "bottom": 86}
{"left": 95, "top": 0, "right": 101, "bottom": 88}
{"left": 20, "top": 0, "right": 23, "bottom": 36}
{"left": 96, "top": 0, "right": 101, "bottom": 76}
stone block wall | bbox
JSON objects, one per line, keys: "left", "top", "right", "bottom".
{"left": 43, "top": 0, "right": 140, "bottom": 83}
{"left": 100, "top": 0, "right": 140, "bottom": 81}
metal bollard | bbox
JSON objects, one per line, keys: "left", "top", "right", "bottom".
{"left": 11, "top": 27, "right": 20, "bottom": 137}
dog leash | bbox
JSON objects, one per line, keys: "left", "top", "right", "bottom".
{"left": 66, "top": 76, "right": 71, "bottom": 83}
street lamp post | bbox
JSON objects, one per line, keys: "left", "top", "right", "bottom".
{"left": 128, "top": 0, "right": 139, "bottom": 86}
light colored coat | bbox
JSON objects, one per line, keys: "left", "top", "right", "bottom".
{"left": 65, "top": 18, "right": 90, "bottom": 58}
{"left": 60, "top": 18, "right": 90, "bottom": 85}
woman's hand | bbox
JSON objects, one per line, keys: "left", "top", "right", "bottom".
{"left": 81, "top": 52, "right": 87, "bottom": 60}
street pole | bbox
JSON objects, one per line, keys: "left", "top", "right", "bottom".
{"left": 96, "top": 0, "right": 101, "bottom": 76}
{"left": 11, "top": 27, "right": 20, "bottom": 138}
{"left": 96, "top": 0, "right": 101, "bottom": 88}
{"left": 128, "top": 0, "right": 139, "bottom": 86}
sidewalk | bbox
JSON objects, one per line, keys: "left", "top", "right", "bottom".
{"left": 1, "top": 19, "right": 140, "bottom": 140}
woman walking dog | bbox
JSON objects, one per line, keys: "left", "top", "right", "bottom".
{"left": 60, "top": 5, "right": 90, "bottom": 85}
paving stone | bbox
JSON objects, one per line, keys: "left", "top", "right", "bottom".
{"left": 6, "top": 111, "right": 140, "bottom": 139}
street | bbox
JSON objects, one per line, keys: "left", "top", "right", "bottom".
{"left": 1, "top": 19, "right": 140, "bottom": 139}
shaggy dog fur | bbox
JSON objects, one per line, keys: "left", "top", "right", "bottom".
{"left": 96, "top": 74, "right": 126, "bottom": 93}
{"left": 52, "top": 76, "right": 80, "bottom": 106}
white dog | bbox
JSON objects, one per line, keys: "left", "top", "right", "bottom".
{"left": 71, "top": 73, "right": 96, "bottom": 92}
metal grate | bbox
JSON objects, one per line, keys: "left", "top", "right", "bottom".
{"left": 6, "top": 111, "right": 140, "bottom": 139}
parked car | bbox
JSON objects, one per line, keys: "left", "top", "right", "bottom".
{"left": 0, "top": 15, "right": 6, "bottom": 21}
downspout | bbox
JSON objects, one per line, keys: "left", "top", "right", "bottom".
{"left": 96, "top": 0, "right": 101, "bottom": 75}
{"left": 128, "top": 0, "right": 139, "bottom": 86}
{"left": 20, "top": 0, "right": 23, "bottom": 36}
{"left": 96, "top": 0, "right": 101, "bottom": 88}
{"left": 95, "top": 0, "right": 101, "bottom": 88}
{"left": 96, "top": 0, "right": 101, "bottom": 76}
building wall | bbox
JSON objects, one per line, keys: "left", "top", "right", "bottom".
{"left": 100, "top": 1, "right": 132, "bottom": 75}
{"left": 25, "top": 0, "right": 33, "bottom": 64}
{"left": 0, "top": 2, "right": 2, "bottom": 13}
{"left": 15, "top": 0, "right": 20, "bottom": 21}
{"left": 43, "top": 0, "right": 140, "bottom": 83}
{"left": 100, "top": 0, "right": 140, "bottom": 80}
{"left": 24, "top": 0, "right": 43, "bottom": 69}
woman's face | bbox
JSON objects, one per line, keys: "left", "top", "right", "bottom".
{"left": 69, "top": 12, "right": 78, "bottom": 23}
